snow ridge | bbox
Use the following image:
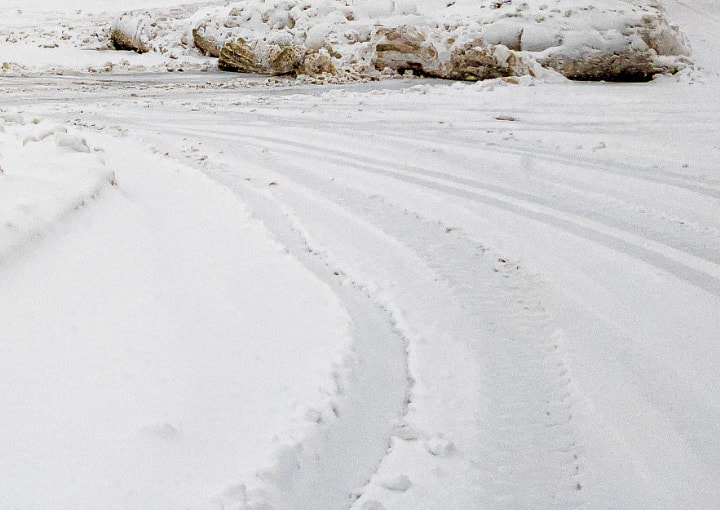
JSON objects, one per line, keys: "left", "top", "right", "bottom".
{"left": 167, "top": 152, "right": 410, "bottom": 510}
{"left": 0, "top": 114, "right": 116, "bottom": 262}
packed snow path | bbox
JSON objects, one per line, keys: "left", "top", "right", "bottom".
{"left": 2, "top": 69, "right": 719, "bottom": 509}
{"left": 3, "top": 0, "right": 720, "bottom": 505}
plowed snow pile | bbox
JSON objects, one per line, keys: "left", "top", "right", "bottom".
{"left": 0, "top": 0, "right": 689, "bottom": 80}
{"left": 0, "top": 116, "right": 115, "bottom": 257}
{"left": 189, "top": 0, "right": 688, "bottom": 80}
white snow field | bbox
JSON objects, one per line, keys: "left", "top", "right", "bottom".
{"left": 1, "top": 1, "right": 719, "bottom": 510}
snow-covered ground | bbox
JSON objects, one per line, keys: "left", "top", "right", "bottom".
{"left": 1, "top": 1, "right": 719, "bottom": 510}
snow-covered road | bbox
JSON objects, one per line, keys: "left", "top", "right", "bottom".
{"left": 2, "top": 1, "right": 720, "bottom": 509}
{"left": 2, "top": 70, "right": 718, "bottom": 509}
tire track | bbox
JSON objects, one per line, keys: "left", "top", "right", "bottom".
{"left": 157, "top": 123, "right": 720, "bottom": 297}
{"left": 382, "top": 129, "right": 720, "bottom": 196}
{"left": 13, "top": 70, "right": 720, "bottom": 510}
{"left": 227, "top": 97, "right": 720, "bottom": 194}
{"left": 364, "top": 199, "right": 585, "bottom": 510}
{"left": 251, "top": 161, "right": 586, "bottom": 509}
{"left": 341, "top": 130, "right": 720, "bottom": 262}
{"left": 160, "top": 121, "right": 720, "bottom": 265}
{"left": 174, "top": 153, "right": 411, "bottom": 510}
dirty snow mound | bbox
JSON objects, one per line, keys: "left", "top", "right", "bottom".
{"left": 0, "top": 0, "right": 690, "bottom": 80}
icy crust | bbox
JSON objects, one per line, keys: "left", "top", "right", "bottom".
{"left": 0, "top": 114, "right": 116, "bottom": 259}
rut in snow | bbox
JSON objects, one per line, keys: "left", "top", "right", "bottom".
{"left": 149, "top": 110, "right": 588, "bottom": 506}
{"left": 185, "top": 156, "right": 411, "bottom": 510}
{"left": 253, "top": 158, "right": 585, "bottom": 508}
{"left": 221, "top": 128, "right": 720, "bottom": 296}
{"left": 367, "top": 196, "right": 584, "bottom": 509}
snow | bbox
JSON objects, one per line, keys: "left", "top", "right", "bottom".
{"left": 0, "top": 117, "right": 115, "bottom": 258}
{"left": 0, "top": 0, "right": 688, "bottom": 77}
{"left": 0, "top": 115, "right": 358, "bottom": 510}
{"left": 1, "top": 1, "right": 720, "bottom": 510}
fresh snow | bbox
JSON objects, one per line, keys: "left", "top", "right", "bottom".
{"left": 0, "top": 114, "right": 362, "bottom": 510}
{"left": 1, "top": 1, "right": 720, "bottom": 510}
{"left": 0, "top": 118, "right": 114, "bottom": 257}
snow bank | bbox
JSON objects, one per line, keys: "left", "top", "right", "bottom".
{"left": 107, "top": 0, "right": 689, "bottom": 81}
{"left": 0, "top": 4, "right": 212, "bottom": 74}
{"left": 0, "top": 114, "right": 115, "bottom": 259}
{"left": 189, "top": 0, "right": 688, "bottom": 80}
{"left": 0, "top": 0, "right": 690, "bottom": 80}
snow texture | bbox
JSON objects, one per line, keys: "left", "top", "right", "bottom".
{"left": 1, "top": 1, "right": 720, "bottom": 510}
{"left": 0, "top": 0, "right": 689, "bottom": 79}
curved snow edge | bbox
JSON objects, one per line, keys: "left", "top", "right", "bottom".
{"left": 201, "top": 186, "right": 410, "bottom": 510}
{"left": 0, "top": 117, "right": 116, "bottom": 262}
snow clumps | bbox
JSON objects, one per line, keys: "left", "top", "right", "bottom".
{"left": 110, "top": 0, "right": 690, "bottom": 82}
{"left": 110, "top": 13, "right": 153, "bottom": 53}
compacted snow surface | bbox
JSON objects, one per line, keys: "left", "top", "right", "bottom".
{"left": 1, "top": 1, "right": 719, "bottom": 510}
